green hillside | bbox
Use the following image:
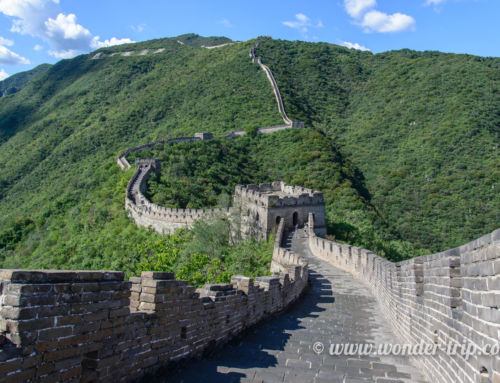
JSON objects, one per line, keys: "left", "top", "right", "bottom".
{"left": 256, "top": 40, "right": 499, "bottom": 251}
{"left": 0, "top": 34, "right": 498, "bottom": 272}
{"left": 0, "top": 64, "right": 52, "bottom": 97}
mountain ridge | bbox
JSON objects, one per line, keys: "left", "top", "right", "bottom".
{"left": 0, "top": 34, "right": 497, "bottom": 270}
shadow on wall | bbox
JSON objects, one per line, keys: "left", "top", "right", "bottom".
{"left": 142, "top": 270, "right": 332, "bottom": 382}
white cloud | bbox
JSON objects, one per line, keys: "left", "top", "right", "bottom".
{"left": 0, "top": 0, "right": 134, "bottom": 59}
{"left": 44, "top": 13, "right": 93, "bottom": 55}
{"left": 343, "top": 0, "right": 415, "bottom": 33}
{"left": 361, "top": 10, "right": 415, "bottom": 33}
{"left": 0, "top": 36, "right": 13, "bottom": 46}
{"left": 0, "top": 68, "right": 9, "bottom": 80}
{"left": 341, "top": 41, "right": 371, "bottom": 51}
{"left": 34, "top": 44, "right": 43, "bottom": 50}
{"left": 92, "top": 37, "right": 135, "bottom": 49}
{"left": 282, "top": 13, "right": 323, "bottom": 36}
{"left": 218, "top": 18, "right": 232, "bottom": 28}
{"left": 0, "top": 34, "right": 30, "bottom": 65}
{"left": 0, "top": 44, "right": 30, "bottom": 64}
{"left": 344, "top": 0, "right": 376, "bottom": 18}
{"left": 0, "top": 0, "right": 60, "bottom": 36}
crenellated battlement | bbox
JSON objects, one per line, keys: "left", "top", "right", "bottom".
{"left": 0, "top": 221, "right": 307, "bottom": 383}
{"left": 234, "top": 182, "right": 324, "bottom": 208}
{"left": 233, "top": 182, "right": 326, "bottom": 240}
{"left": 307, "top": 213, "right": 500, "bottom": 383}
{"left": 124, "top": 155, "right": 235, "bottom": 234}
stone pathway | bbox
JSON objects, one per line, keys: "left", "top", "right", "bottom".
{"left": 154, "top": 232, "right": 428, "bottom": 383}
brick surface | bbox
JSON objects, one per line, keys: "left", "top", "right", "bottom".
{"left": 161, "top": 232, "right": 426, "bottom": 383}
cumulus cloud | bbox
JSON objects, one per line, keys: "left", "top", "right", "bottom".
{"left": 92, "top": 37, "right": 135, "bottom": 49}
{"left": 341, "top": 41, "right": 371, "bottom": 51}
{"left": 0, "top": 0, "right": 60, "bottom": 35}
{"left": 45, "top": 13, "right": 93, "bottom": 54}
{"left": 361, "top": 10, "right": 415, "bottom": 33}
{"left": 282, "top": 13, "right": 323, "bottom": 38}
{"left": 344, "top": 0, "right": 376, "bottom": 18}
{"left": 0, "top": 68, "right": 9, "bottom": 80}
{"left": 34, "top": 44, "right": 43, "bottom": 51}
{"left": 343, "top": 0, "right": 415, "bottom": 33}
{"left": 0, "top": 44, "right": 30, "bottom": 64}
{"left": 0, "top": 0, "right": 134, "bottom": 58}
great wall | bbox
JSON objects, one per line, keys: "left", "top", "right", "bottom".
{"left": 1, "top": 38, "right": 499, "bottom": 383}
{"left": 307, "top": 214, "right": 500, "bottom": 383}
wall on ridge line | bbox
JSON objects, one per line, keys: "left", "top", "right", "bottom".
{"left": 117, "top": 36, "right": 304, "bottom": 171}
{"left": 250, "top": 38, "right": 292, "bottom": 126}
{"left": 124, "top": 160, "right": 232, "bottom": 235}
{"left": 116, "top": 134, "right": 212, "bottom": 171}
{"left": 307, "top": 213, "right": 500, "bottom": 383}
{"left": 0, "top": 221, "right": 308, "bottom": 383}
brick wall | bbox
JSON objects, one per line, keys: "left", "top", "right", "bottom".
{"left": 307, "top": 213, "right": 500, "bottom": 383}
{"left": 0, "top": 220, "right": 307, "bottom": 382}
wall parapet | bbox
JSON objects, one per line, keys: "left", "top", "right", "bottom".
{"left": 234, "top": 181, "right": 324, "bottom": 208}
{"left": 0, "top": 221, "right": 307, "bottom": 382}
{"left": 124, "top": 158, "right": 233, "bottom": 234}
{"left": 307, "top": 213, "right": 500, "bottom": 383}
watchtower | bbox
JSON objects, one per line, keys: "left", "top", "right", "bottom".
{"left": 233, "top": 181, "right": 327, "bottom": 240}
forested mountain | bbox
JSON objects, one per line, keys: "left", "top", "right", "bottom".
{"left": 0, "top": 64, "right": 51, "bottom": 97}
{"left": 256, "top": 40, "right": 499, "bottom": 251}
{"left": 0, "top": 34, "right": 497, "bottom": 271}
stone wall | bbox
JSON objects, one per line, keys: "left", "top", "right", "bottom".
{"left": 0, "top": 220, "right": 308, "bottom": 383}
{"left": 117, "top": 36, "right": 304, "bottom": 170}
{"left": 124, "top": 154, "right": 327, "bottom": 238}
{"left": 234, "top": 182, "right": 327, "bottom": 240}
{"left": 250, "top": 38, "right": 296, "bottom": 127}
{"left": 124, "top": 158, "right": 232, "bottom": 235}
{"left": 307, "top": 213, "right": 500, "bottom": 383}
{"left": 116, "top": 135, "right": 210, "bottom": 171}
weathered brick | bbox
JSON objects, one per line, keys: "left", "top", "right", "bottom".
{"left": 3, "top": 368, "right": 36, "bottom": 383}
{"left": 0, "top": 357, "right": 22, "bottom": 374}
{"left": 38, "top": 325, "right": 73, "bottom": 341}
{"left": 141, "top": 271, "right": 174, "bottom": 280}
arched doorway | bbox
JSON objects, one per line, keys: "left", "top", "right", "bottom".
{"left": 292, "top": 212, "right": 298, "bottom": 226}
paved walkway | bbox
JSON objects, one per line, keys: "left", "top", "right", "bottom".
{"left": 156, "top": 232, "right": 428, "bottom": 383}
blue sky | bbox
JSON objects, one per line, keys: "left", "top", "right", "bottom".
{"left": 0, "top": 0, "right": 498, "bottom": 79}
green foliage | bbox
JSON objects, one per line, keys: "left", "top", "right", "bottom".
{"left": 132, "top": 230, "right": 187, "bottom": 274}
{"left": 0, "top": 35, "right": 281, "bottom": 275}
{"left": 142, "top": 130, "right": 427, "bottom": 261}
{"left": 257, "top": 40, "right": 499, "bottom": 251}
{"left": 174, "top": 33, "right": 232, "bottom": 47}
{"left": 0, "top": 64, "right": 51, "bottom": 97}
{"left": 0, "top": 34, "right": 497, "bottom": 278}
{"left": 129, "top": 218, "right": 273, "bottom": 287}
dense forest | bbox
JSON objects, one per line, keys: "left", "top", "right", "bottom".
{"left": 256, "top": 40, "right": 499, "bottom": 251}
{"left": 0, "top": 34, "right": 498, "bottom": 278}
{"left": 0, "top": 64, "right": 51, "bottom": 97}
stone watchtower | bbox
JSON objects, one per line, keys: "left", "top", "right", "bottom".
{"left": 233, "top": 181, "right": 327, "bottom": 240}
